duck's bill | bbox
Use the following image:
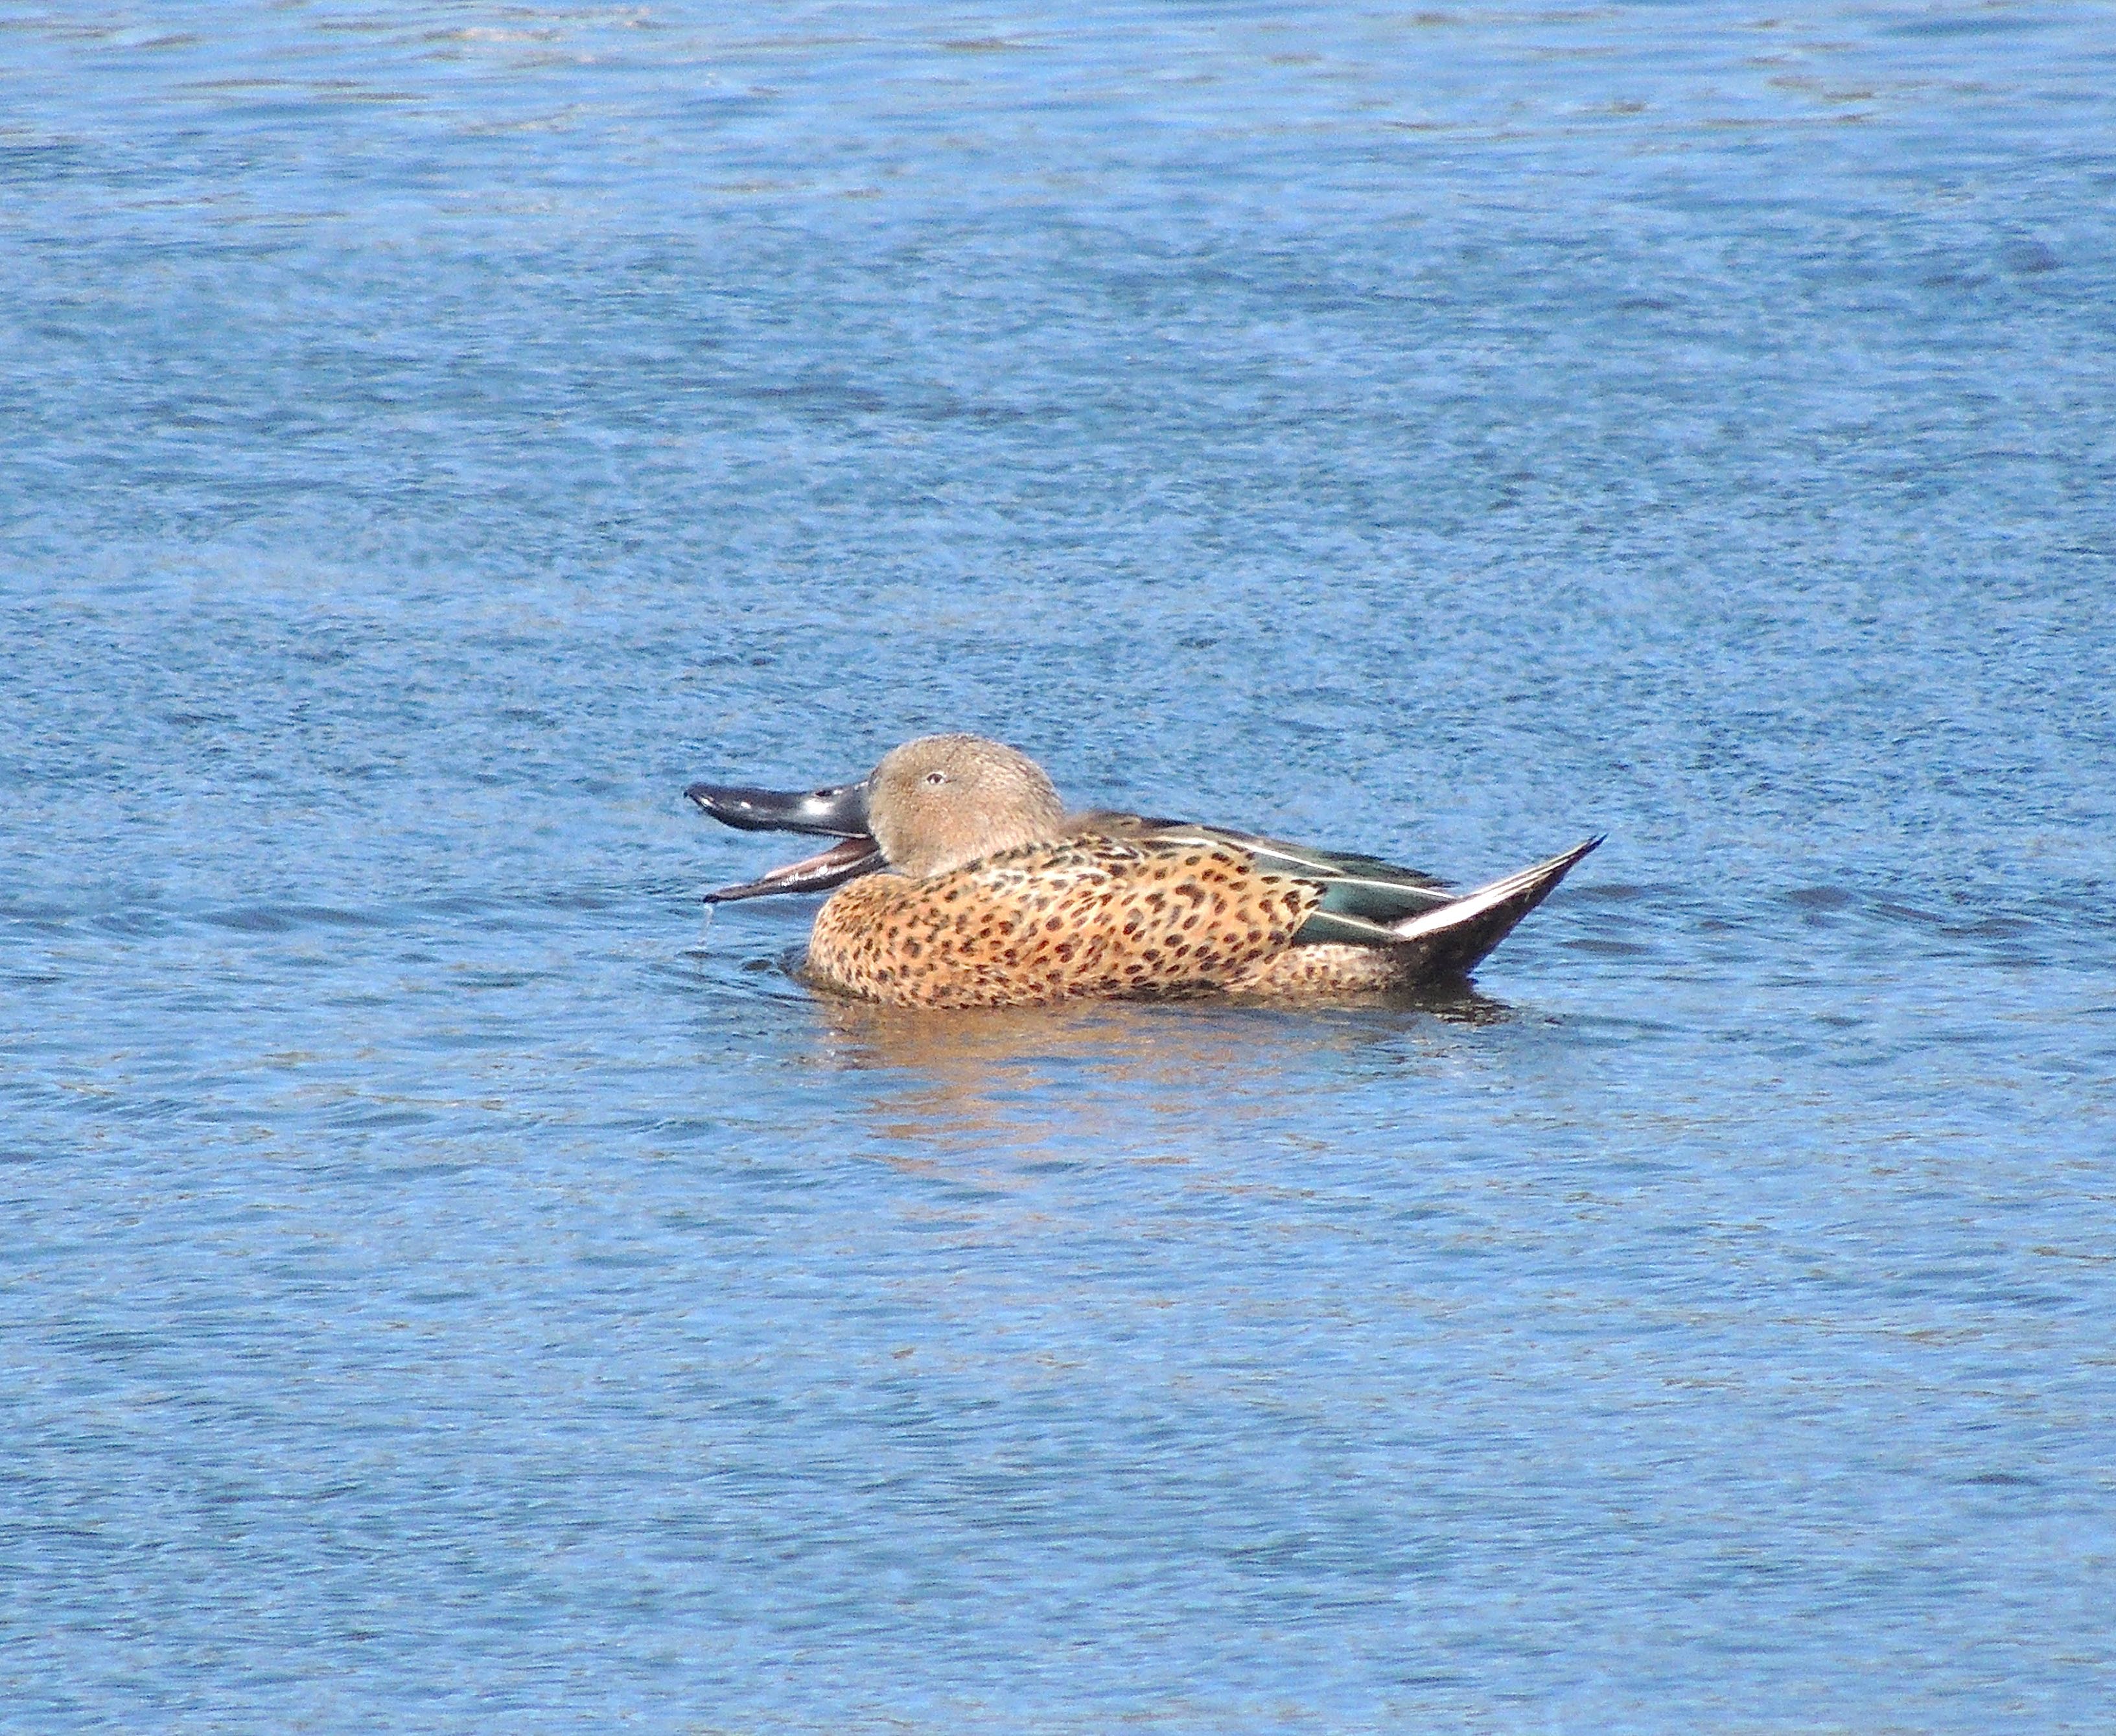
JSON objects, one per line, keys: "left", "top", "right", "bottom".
{"left": 684, "top": 779, "right": 870, "bottom": 837}
{"left": 704, "top": 833, "right": 885, "bottom": 904}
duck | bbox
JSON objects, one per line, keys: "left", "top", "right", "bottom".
{"left": 686, "top": 734, "right": 1599, "bottom": 1009}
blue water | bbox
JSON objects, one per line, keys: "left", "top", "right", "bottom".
{"left": 5, "top": 2, "right": 2115, "bottom": 1730}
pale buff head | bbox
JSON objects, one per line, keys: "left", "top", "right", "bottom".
{"left": 865, "top": 734, "right": 1065, "bottom": 878}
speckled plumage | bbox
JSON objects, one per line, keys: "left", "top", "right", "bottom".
{"left": 808, "top": 836, "right": 1324, "bottom": 1009}
{"left": 1224, "top": 941, "right": 1406, "bottom": 997}
{"left": 688, "top": 734, "right": 1600, "bottom": 1008}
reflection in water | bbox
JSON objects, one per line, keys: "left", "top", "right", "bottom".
{"left": 804, "top": 984, "right": 1513, "bottom": 1167}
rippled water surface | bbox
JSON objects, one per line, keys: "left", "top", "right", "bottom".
{"left": 5, "top": 2, "right": 2115, "bottom": 1730}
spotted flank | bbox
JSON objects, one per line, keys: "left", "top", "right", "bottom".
{"left": 686, "top": 733, "right": 1601, "bottom": 1010}
{"left": 809, "top": 837, "right": 1323, "bottom": 1009}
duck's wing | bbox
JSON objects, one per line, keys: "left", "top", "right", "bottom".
{"left": 1073, "top": 814, "right": 1601, "bottom": 972}
{"left": 1069, "top": 813, "right": 1456, "bottom": 943}
{"left": 1231, "top": 836, "right": 1458, "bottom": 940}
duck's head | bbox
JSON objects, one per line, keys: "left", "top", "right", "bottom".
{"left": 865, "top": 734, "right": 1065, "bottom": 877}
{"left": 687, "top": 733, "right": 1065, "bottom": 899}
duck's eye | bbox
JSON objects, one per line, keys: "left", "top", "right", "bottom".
{"left": 923, "top": 770, "right": 948, "bottom": 787}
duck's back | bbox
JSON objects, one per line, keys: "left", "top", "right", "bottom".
{"left": 808, "top": 836, "right": 1323, "bottom": 1009}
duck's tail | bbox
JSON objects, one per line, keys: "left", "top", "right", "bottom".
{"left": 1371, "top": 836, "right": 1603, "bottom": 981}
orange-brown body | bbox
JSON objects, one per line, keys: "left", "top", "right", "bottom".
{"left": 808, "top": 837, "right": 1327, "bottom": 1009}
{"left": 691, "top": 734, "right": 1600, "bottom": 1010}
